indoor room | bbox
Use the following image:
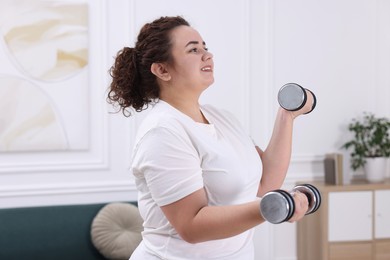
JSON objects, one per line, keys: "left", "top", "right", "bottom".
{"left": 1, "top": 0, "right": 389, "bottom": 259}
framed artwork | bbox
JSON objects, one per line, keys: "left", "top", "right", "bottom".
{"left": 0, "top": 0, "right": 89, "bottom": 152}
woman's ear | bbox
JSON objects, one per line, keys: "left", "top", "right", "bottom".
{"left": 151, "top": 63, "right": 171, "bottom": 81}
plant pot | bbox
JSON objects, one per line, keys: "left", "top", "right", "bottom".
{"left": 364, "top": 157, "right": 387, "bottom": 183}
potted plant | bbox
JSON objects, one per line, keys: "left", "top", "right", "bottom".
{"left": 342, "top": 112, "right": 390, "bottom": 182}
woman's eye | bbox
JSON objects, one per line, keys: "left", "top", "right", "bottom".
{"left": 189, "top": 47, "right": 209, "bottom": 53}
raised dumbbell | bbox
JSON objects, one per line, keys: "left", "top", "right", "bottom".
{"left": 278, "top": 83, "right": 317, "bottom": 114}
{"left": 260, "top": 183, "right": 321, "bottom": 224}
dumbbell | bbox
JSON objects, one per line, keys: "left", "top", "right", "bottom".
{"left": 278, "top": 83, "right": 317, "bottom": 114}
{"left": 260, "top": 184, "right": 321, "bottom": 224}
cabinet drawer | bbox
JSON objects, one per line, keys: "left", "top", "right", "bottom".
{"left": 329, "top": 242, "right": 373, "bottom": 260}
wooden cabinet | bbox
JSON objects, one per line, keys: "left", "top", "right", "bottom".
{"left": 297, "top": 179, "right": 390, "bottom": 260}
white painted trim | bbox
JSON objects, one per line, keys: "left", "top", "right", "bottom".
{"left": 0, "top": 160, "right": 109, "bottom": 173}
{"left": 265, "top": 0, "right": 276, "bottom": 132}
{"left": 99, "top": 0, "right": 111, "bottom": 173}
{"left": 0, "top": 180, "right": 138, "bottom": 209}
{"left": 240, "top": 0, "right": 252, "bottom": 131}
{"left": 0, "top": 181, "right": 136, "bottom": 197}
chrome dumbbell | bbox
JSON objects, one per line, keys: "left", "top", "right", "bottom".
{"left": 260, "top": 184, "right": 321, "bottom": 224}
{"left": 278, "top": 83, "right": 317, "bottom": 114}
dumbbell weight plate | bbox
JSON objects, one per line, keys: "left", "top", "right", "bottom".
{"left": 260, "top": 190, "right": 295, "bottom": 224}
{"left": 302, "top": 183, "right": 321, "bottom": 213}
{"left": 293, "top": 184, "right": 321, "bottom": 215}
{"left": 278, "top": 83, "right": 307, "bottom": 111}
{"left": 304, "top": 89, "right": 317, "bottom": 114}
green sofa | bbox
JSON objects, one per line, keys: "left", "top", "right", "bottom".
{"left": 0, "top": 202, "right": 138, "bottom": 260}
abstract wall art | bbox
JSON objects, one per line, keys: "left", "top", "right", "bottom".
{"left": 0, "top": 0, "right": 90, "bottom": 152}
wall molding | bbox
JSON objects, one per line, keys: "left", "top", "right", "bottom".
{"left": 239, "top": 0, "right": 252, "bottom": 131}
{"left": 0, "top": 159, "right": 110, "bottom": 174}
{"left": 0, "top": 181, "right": 136, "bottom": 198}
{"left": 0, "top": 180, "right": 138, "bottom": 209}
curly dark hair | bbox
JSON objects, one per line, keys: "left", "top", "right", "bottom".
{"left": 107, "top": 16, "right": 190, "bottom": 116}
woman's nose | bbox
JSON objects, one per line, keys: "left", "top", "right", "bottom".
{"left": 202, "top": 50, "right": 213, "bottom": 61}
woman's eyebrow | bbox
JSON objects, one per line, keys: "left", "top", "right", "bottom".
{"left": 185, "top": 41, "right": 206, "bottom": 47}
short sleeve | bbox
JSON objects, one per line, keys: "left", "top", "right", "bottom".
{"left": 131, "top": 126, "right": 204, "bottom": 206}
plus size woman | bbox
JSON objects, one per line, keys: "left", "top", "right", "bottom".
{"left": 107, "top": 16, "right": 312, "bottom": 260}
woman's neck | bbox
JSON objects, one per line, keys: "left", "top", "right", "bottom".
{"left": 160, "top": 97, "right": 208, "bottom": 124}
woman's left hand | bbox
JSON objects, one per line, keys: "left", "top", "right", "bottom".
{"left": 290, "top": 89, "right": 315, "bottom": 119}
{"left": 288, "top": 190, "right": 309, "bottom": 223}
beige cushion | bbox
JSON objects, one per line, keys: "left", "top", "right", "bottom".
{"left": 91, "top": 203, "right": 143, "bottom": 260}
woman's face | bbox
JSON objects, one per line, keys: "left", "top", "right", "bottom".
{"left": 167, "top": 25, "right": 214, "bottom": 93}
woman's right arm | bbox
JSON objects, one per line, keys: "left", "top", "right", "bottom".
{"left": 160, "top": 187, "right": 308, "bottom": 243}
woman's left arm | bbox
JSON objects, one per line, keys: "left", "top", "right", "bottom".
{"left": 256, "top": 89, "right": 314, "bottom": 197}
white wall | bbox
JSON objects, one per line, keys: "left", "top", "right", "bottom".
{"left": 1, "top": 0, "right": 389, "bottom": 259}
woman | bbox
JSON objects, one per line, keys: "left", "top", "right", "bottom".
{"left": 108, "top": 16, "right": 312, "bottom": 260}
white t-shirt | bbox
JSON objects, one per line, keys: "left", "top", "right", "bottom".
{"left": 130, "top": 100, "right": 262, "bottom": 260}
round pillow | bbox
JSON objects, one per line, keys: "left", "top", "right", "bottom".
{"left": 91, "top": 202, "right": 143, "bottom": 260}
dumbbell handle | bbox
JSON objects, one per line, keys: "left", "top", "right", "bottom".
{"left": 259, "top": 184, "right": 321, "bottom": 224}
{"left": 294, "top": 184, "right": 321, "bottom": 215}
